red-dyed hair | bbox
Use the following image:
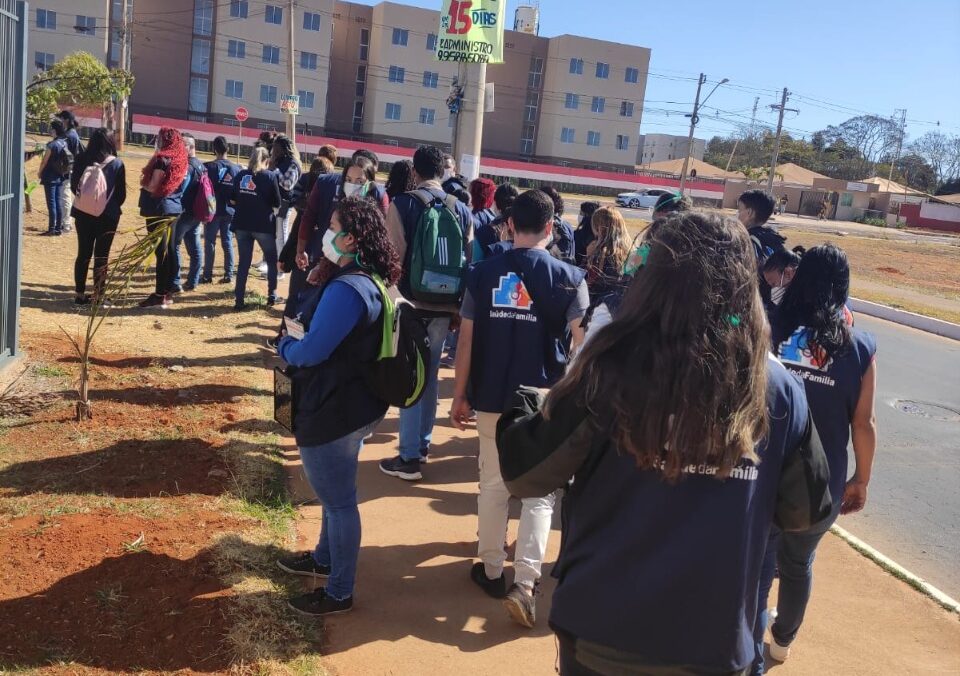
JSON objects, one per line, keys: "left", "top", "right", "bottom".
{"left": 469, "top": 178, "right": 496, "bottom": 211}
{"left": 141, "top": 127, "right": 188, "bottom": 198}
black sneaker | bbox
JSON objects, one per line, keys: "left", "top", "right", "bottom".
{"left": 199, "top": 276, "right": 213, "bottom": 285}
{"left": 288, "top": 588, "right": 353, "bottom": 617}
{"left": 277, "top": 552, "right": 331, "bottom": 579}
{"left": 503, "top": 583, "right": 537, "bottom": 628}
{"left": 266, "top": 295, "right": 284, "bottom": 307}
{"left": 219, "top": 276, "right": 233, "bottom": 284}
{"left": 470, "top": 562, "right": 506, "bottom": 599}
{"left": 379, "top": 455, "right": 422, "bottom": 481}
{"left": 266, "top": 335, "right": 281, "bottom": 350}
{"left": 183, "top": 283, "right": 196, "bottom": 292}
{"left": 74, "top": 294, "right": 92, "bottom": 306}
{"left": 233, "top": 301, "right": 247, "bottom": 311}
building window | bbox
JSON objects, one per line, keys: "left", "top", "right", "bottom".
{"left": 230, "top": 0, "right": 248, "bottom": 18}
{"left": 353, "top": 101, "right": 364, "bottom": 132}
{"left": 625, "top": 67, "right": 639, "bottom": 83}
{"left": 620, "top": 101, "right": 634, "bottom": 117}
{"left": 225, "top": 79, "right": 244, "bottom": 99}
{"left": 564, "top": 93, "right": 579, "bottom": 110}
{"left": 356, "top": 65, "right": 366, "bottom": 96}
{"left": 521, "top": 124, "right": 535, "bottom": 155}
{"left": 300, "top": 51, "right": 318, "bottom": 70}
{"left": 359, "top": 28, "right": 369, "bottom": 61}
{"left": 36, "top": 9, "right": 56, "bottom": 29}
{"left": 528, "top": 56, "right": 543, "bottom": 89}
{"left": 35, "top": 52, "right": 55, "bottom": 71}
{"left": 587, "top": 131, "right": 601, "bottom": 146}
{"left": 569, "top": 58, "right": 583, "bottom": 75}
{"left": 191, "top": 38, "right": 211, "bottom": 74}
{"left": 385, "top": 102, "right": 402, "bottom": 121}
{"left": 223, "top": 118, "right": 239, "bottom": 127}
{"left": 298, "top": 90, "right": 315, "bottom": 109}
{"left": 260, "top": 84, "right": 278, "bottom": 104}
{"left": 524, "top": 92, "right": 539, "bottom": 122}
{"left": 110, "top": 31, "right": 121, "bottom": 63}
{"left": 616, "top": 135, "right": 630, "bottom": 150}
{"left": 388, "top": 65, "right": 405, "bottom": 83}
{"left": 189, "top": 76, "right": 209, "bottom": 112}
{"left": 262, "top": 45, "right": 280, "bottom": 65}
{"left": 228, "top": 39, "right": 246, "bottom": 59}
{"left": 392, "top": 28, "right": 409, "bottom": 46}
{"left": 422, "top": 71, "right": 439, "bottom": 88}
{"left": 595, "top": 62, "right": 610, "bottom": 79}
{"left": 303, "top": 11, "right": 321, "bottom": 31}
{"left": 419, "top": 108, "right": 436, "bottom": 125}
{"left": 75, "top": 15, "right": 96, "bottom": 34}
{"left": 265, "top": 5, "right": 283, "bottom": 25}
{"left": 561, "top": 127, "right": 575, "bottom": 144}
{"left": 194, "top": 0, "right": 213, "bottom": 36}
{"left": 426, "top": 33, "right": 438, "bottom": 50}
{"left": 591, "top": 96, "right": 605, "bottom": 114}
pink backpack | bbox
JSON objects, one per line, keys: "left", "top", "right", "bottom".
{"left": 192, "top": 170, "right": 217, "bottom": 224}
{"left": 74, "top": 156, "right": 116, "bottom": 217}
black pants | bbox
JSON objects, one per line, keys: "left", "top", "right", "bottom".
{"left": 146, "top": 216, "right": 177, "bottom": 296}
{"left": 74, "top": 212, "right": 119, "bottom": 297}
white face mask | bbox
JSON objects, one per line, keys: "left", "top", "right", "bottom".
{"left": 771, "top": 285, "right": 787, "bottom": 305}
{"left": 343, "top": 181, "right": 366, "bottom": 198}
{"left": 442, "top": 169, "right": 454, "bottom": 182}
{"left": 322, "top": 229, "right": 353, "bottom": 265}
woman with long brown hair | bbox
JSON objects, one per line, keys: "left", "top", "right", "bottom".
{"left": 583, "top": 206, "right": 630, "bottom": 304}
{"left": 496, "top": 211, "right": 831, "bottom": 674}
{"left": 137, "top": 127, "right": 189, "bottom": 308}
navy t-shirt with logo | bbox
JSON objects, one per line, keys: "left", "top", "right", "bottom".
{"left": 230, "top": 169, "right": 281, "bottom": 234}
{"left": 775, "top": 326, "right": 876, "bottom": 500}
{"left": 205, "top": 158, "right": 241, "bottom": 217}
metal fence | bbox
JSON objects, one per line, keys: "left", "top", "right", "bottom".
{"left": 0, "top": 1, "right": 27, "bottom": 368}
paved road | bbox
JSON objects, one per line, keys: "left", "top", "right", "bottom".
{"left": 838, "top": 315, "right": 960, "bottom": 599}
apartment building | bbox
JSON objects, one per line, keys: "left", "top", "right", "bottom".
{"left": 27, "top": 1, "right": 111, "bottom": 77}
{"left": 637, "top": 133, "right": 706, "bottom": 165}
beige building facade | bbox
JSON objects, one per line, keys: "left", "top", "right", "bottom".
{"left": 27, "top": 0, "right": 110, "bottom": 77}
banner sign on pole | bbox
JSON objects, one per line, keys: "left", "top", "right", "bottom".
{"left": 437, "top": 0, "right": 506, "bottom": 64}
{"left": 280, "top": 94, "right": 300, "bottom": 115}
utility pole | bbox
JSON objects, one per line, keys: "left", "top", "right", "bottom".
{"left": 678, "top": 73, "right": 705, "bottom": 194}
{"left": 766, "top": 88, "right": 798, "bottom": 192}
{"left": 286, "top": 0, "right": 296, "bottom": 143}
{"left": 888, "top": 108, "right": 907, "bottom": 182}
{"left": 116, "top": 0, "right": 129, "bottom": 151}
{"left": 451, "top": 62, "right": 487, "bottom": 181}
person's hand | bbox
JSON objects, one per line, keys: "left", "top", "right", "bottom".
{"left": 278, "top": 260, "right": 288, "bottom": 273}
{"left": 296, "top": 251, "right": 310, "bottom": 271}
{"left": 840, "top": 479, "right": 868, "bottom": 514}
{"left": 450, "top": 395, "right": 472, "bottom": 431}
{"left": 307, "top": 264, "right": 322, "bottom": 286}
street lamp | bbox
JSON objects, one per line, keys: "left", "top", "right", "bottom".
{"left": 678, "top": 76, "right": 729, "bottom": 193}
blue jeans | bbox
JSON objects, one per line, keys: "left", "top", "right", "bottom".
{"left": 234, "top": 229, "right": 278, "bottom": 304}
{"left": 752, "top": 504, "right": 840, "bottom": 674}
{"left": 172, "top": 216, "right": 203, "bottom": 289}
{"left": 203, "top": 214, "right": 235, "bottom": 280}
{"left": 299, "top": 417, "right": 383, "bottom": 600}
{"left": 43, "top": 181, "right": 64, "bottom": 233}
{"left": 398, "top": 315, "right": 450, "bottom": 461}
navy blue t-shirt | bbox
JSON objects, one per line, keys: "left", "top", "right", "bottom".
{"left": 205, "top": 158, "right": 241, "bottom": 217}
{"left": 775, "top": 326, "right": 876, "bottom": 500}
{"left": 230, "top": 169, "right": 281, "bottom": 234}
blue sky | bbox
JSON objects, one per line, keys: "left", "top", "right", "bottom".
{"left": 360, "top": 0, "right": 960, "bottom": 143}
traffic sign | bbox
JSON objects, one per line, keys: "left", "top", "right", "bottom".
{"left": 235, "top": 106, "right": 249, "bottom": 122}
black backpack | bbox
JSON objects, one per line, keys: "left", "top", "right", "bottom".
{"left": 50, "top": 139, "right": 73, "bottom": 176}
{"left": 749, "top": 225, "right": 787, "bottom": 265}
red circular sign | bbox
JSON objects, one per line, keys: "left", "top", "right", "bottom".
{"left": 235, "top": 107, "right": 249, "bottom": 122}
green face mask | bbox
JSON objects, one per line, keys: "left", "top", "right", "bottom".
{"left": 623, "top": 242, "right": 650, "bottom": 277}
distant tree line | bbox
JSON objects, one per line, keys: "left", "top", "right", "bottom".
{"left": 704, "top": 114, "right": 960, "bottom": 195}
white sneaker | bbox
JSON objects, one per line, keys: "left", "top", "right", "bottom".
{"left": 277, "top": 272, "right": 286, "bottom": 281}
{"left": 257, "top": 262, "right": 269, "bottom": 274}
{"left": 768, "top": 638, "right": 790, "bottom": 663}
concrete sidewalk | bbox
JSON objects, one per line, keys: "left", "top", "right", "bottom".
{"left": 284, "top": 378, "right": 960, "bottom": 676}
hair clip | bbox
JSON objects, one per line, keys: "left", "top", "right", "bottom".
{"left": 726, "top": 314, "right": 742, "bottom": 327}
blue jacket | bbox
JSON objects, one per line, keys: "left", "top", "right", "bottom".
{"left": 138, "top": 156, "right": 189, "bottom": 217}
{"left": 230, "top": 169, "right": 281, "bottom": 234}
{"left": 205, "top": 158, "right": 242, "bottom": 217}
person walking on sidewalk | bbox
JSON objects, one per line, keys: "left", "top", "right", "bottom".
{"left": 69, "top": 128, "right": 126, "bottom": 305}
{"left": 379, "top": 145, "right": 474, "bottom": 481}
{"left": 137, "top": 127, "right": 189, "bottom": 309}
{"left": 276, "top": 197, "right": 401, "bottom": 617}
{"left": 753, "top": 244, "right": 878, "bottom": 673}
{"left": 231, "top": 148, "right": 282, "bottom": 310}
{"left": 57, "top": 109, "right": 84, "bottom": 233}
{"left": 495, "top": 211, "right": 832, "bottom": 674}
{"left": 169, "top": 134, "right": 206, "bottom": 293}
{"left": 451, "top": 189, "right": 588, "bottom": 628}
{"left": 37, "top": 119, "right": 72, "bottom": 237}
{"left": 202, "top": 136, "right": 241, "bottom": 284}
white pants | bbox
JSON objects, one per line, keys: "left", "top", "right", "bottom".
{"left": 60, "top": 182, "right": 74, "bottom": 227}
{"left": 477, "top": 411, "right": 556, "bottom": 588}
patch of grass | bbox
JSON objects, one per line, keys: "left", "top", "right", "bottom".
{"left": 93, "top": 582, "right": 126, "bottom": 608}
{"left": 32, "top": 364, "right": 68, "bottom": 378}
{"left": 121, "top": 532, "right": 147, "bottom": 553}
{"left": 851, "top": 289, "right": 960, "bottom": 325}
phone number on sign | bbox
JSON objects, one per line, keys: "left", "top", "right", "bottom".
{"left": 437, "top": 50, "right": 492, "bottom": 63}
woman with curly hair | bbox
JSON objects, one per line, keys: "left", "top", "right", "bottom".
{"left": 137, "top": 127, "right": 189, "bottom": 308}
{"left": 276, "top": 197, "right": 401, "bottom": 618}
{"left": 385, "top": 159, "right": 416, "bottom": 201}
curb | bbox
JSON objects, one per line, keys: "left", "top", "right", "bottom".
{"left": 830, "top": 525, "right": 960, "bottom": 615}
{"left": 849, "top": 298, "right": 960, "bottom": 341}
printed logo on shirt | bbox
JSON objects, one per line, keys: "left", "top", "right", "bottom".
{"left": 239, "top": 174, "right": 256, "bottom": 192}
{"left": 492, "top": 273, "right": 533, "bottom": 310}
{"left": 778, "top": 328, "right": 837, "bottom": 386}
{"left": 222, "top": 171, "right": 234, "bottom": 185}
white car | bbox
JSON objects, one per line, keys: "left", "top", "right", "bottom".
{"left": 616, "top": 188, "right": 672, "bottom": 209}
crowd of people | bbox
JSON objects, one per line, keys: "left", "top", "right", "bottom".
{"left": 51, "top": 120, "right": 878, "bottom": 675}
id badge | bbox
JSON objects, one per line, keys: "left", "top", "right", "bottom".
{"left": 284, "top": 317, "right": 305, "bottom": 340}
